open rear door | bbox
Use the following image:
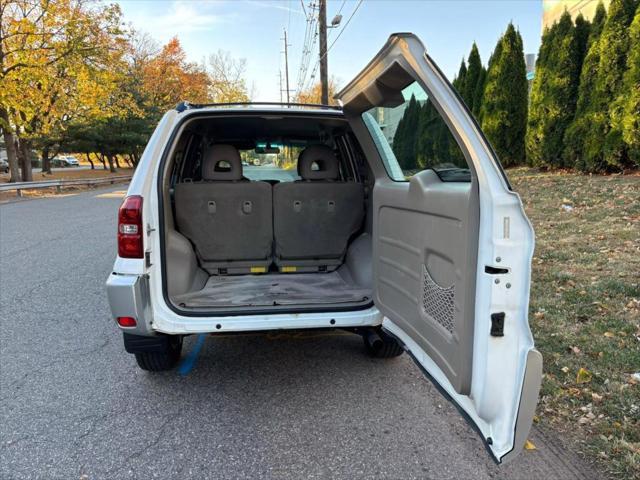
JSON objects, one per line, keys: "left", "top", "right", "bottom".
{"left": 337, "top": 33, "right": 541, "bottom": 463}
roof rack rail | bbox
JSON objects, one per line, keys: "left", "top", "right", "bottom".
{"left": 175, "top": 101, "right": 342, "bottom": 113}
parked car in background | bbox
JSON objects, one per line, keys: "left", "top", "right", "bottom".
{"left": 52, "top": 155, "right": 80, "bottom": 167}
{"left": 0, "top": 158, "right": 9, "bottom": 173}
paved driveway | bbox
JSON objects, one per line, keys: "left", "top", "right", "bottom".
{"left": 0, "top": 187, "right": 594, "bottom": 479}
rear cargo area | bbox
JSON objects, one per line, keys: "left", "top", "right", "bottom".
{"left": 161, "top": 113, "right": 374, "bottom": 313}
{"left": 172, "top": 270, "right": 371, "bottom": 308}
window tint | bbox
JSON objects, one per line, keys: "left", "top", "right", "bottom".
{"left": 363, "top": 82, "right": 470, "bottom": 182}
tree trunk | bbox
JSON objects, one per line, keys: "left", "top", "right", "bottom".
{"left": 0, "top": 107, "right": 21, "bottom": 183}
{"left": 114, "top": 156, "right": 121, "bottom": 169}
{"left": 98, "top": 153, "right": 107, "bottom": 170}
{"left": 85, "top": 153, "right": 94, "bottom": 169}
{"left": 107, "top": 155, "right": 116, "bottom": 173}
{"left": 41, "top": 146, "right": 52, "bottom": 174}
{"left": 19, "top": 139, "right": 33, "bottom": 182}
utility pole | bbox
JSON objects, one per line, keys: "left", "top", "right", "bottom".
{"left": 282, "top": 28, "right": 291, "bottom": 104}
{"left": 318, "top": 0, "right": 328, "bottom": 105}
{"left": 278, "top": 70, "right": 283, "bottom": 103}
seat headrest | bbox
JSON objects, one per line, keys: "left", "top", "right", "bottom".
{"left": 297, "top": 145, "right": 340, "bottom": 181}
{"left": 202, "top": 144, "right": 243, "bottom": 181}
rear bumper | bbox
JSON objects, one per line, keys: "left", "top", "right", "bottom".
{"left": 106, "top": 273, "right": 155, "bottom": 336}
{"left": 107, "top": 273, "right": 382, "bottom": 336}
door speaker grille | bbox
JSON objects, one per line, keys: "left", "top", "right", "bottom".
{"left": 422, "top": 265, "right": 455, "bottom": 333}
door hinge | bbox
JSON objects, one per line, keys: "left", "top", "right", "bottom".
{"left": 490, "top": 312, "right": 505, "bottom": 337}
{"left": 145, "top": 251, "right": 152, "bottom": 268}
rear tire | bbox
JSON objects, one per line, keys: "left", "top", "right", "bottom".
{"left": 134, "top": 336, "right": 182, "bottom": 371}
{"left": 364, "top": 330, "right": 405, "bottom": 358}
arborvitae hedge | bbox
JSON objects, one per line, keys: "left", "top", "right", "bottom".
{"left": 453, "top": 59, "right": 467, "bottom": 93}
{"left": 463, "top": 43, "right": 484, "bottom": 117}
{"left": 620, "top": 5, "right": 640, "bottom": 165}
{"left": 480, "top": 23, "right": 529, "bottom": 167}
{"left": 392, "top": 94, "right": 420, "bottom": 170}
{"left": 563, "top": 2, "right": 607, "bottom": 168}
{"left": 526, "top": 11, "right": 584, "bottom": 168}
{"left": 580, "top": 0, "right": 636, "bottom": 172}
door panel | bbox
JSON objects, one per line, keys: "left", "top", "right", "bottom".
{"left": 374, "top": 171, "right": 477, "bottom": 394}
{"left": 338, "top": 33, "right": 540, "bottom": 463}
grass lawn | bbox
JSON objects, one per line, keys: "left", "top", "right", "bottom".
{"left": 508, "top": 167, "right": 640, "bottom": 479}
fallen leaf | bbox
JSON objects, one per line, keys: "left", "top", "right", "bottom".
{"left": 592, "top": 392, "right": 603, "bottom": 403}
{"left": 561, "top": 366, "right": 570, "bottom": 373}
{"left": 524, "top": 439, "right": 536, "bottom": 450}
{"left": 576, "top": 367, "right": 592, "bottom": 384}
{"left": 604, "top": 332, "right": 615, "bottom": 338}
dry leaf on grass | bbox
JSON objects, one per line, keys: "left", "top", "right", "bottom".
{"left": 524, "top": 439, "right": 537, "bottom": 450}
{"left": 576, "top": 368, "right": 592, "bottom": 384}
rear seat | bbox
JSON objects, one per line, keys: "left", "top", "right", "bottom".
{"left": 272, "top": 145, "right": 365, "bottom": 272}
{"left": 174, "top": 144, "right": 273, "bottom": 275}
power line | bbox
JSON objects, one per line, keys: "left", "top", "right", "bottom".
{"left": 303, "top": 0, "right": 363, "bottom": 92}
{"left": 324, "top": 0, "right": 363, "bottom": 59}
{"left": 294, "top": 1, "right": 319, "bottom": 97}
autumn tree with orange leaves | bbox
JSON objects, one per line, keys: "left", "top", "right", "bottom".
{"left": 295, "top": 77, "right": 338, "bottom": 105}
{"left": 1, "top": 1, "right": 252, "bottom": 181}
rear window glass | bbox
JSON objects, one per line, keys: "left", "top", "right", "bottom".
{"left": 239, "top": 144, "right": 304, "bottom": 183}
{"left": 363, "top": 81, "right": 471, "bottom": 182}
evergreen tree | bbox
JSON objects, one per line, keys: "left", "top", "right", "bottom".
{"left": 619, "top": 4, "right": 640, "bottom": 166}
{"left": 574, "top": 0, "right": 636, "bottom": 172}
{"left": 452, "top": 59, "right": 467, "bottom": 94}
{"left": 416, "top": 101, "right": 435, "bottom": 168}
{"left": 599, "top": 0, "right": 638, "bottom": 170}
{"left": 480, "top": 23, "right": 529, "bottom": 167}
{"left": 563, "top": 2, "right": 607, "bottom": 167}
{"left": 463, "top": 42, "right": 484, "bottom": 115}
{"left": 392, "top": 113, "right": 406, "bottom": 165}
{"left": 392, "top": 94, "right": 421, "bottom": 170}
{"left": 526, "top": 11, "right": 583, "bottom": 168}
{"left": 472, "top": 66, "right": 487, "bottom": 119}
{"left": 574, "top": 14, "right": 591, "bottom": 67}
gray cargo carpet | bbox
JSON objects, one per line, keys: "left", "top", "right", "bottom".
{"left": 172, "top": 272, "right": 371, "bottom": 308}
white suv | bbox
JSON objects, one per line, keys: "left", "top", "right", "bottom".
{"left": 106, "top": 34, "right": 541, "bottom": 463}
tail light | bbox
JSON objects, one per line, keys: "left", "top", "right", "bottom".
{"left": 118, "top": 195, "right": 143, "bottom": 258}
{"left": 117, "top": 316, "right": 137, "bottom": 327}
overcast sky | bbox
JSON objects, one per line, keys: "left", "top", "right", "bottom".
{"left": 114, "top": 0, "right": 543, "bottom": 101}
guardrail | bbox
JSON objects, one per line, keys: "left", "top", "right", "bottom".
{"left": 0, "top": 175, "right": 132, "bottom": 197}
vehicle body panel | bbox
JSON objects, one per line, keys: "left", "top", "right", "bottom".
{"left": 335, "top": 33, "right": 539, "bottom": 462}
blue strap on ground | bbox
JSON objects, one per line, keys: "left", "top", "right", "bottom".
{"left": 177, "top": 334, "right": 206, "bottom": 376}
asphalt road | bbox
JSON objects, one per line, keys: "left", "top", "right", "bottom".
{"left": 0, "top": 187, "right": 595, "bottom": 479}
